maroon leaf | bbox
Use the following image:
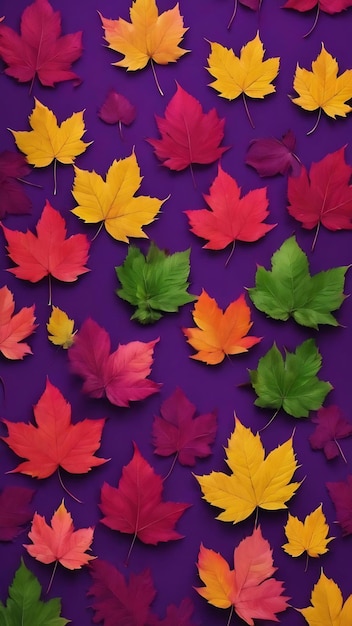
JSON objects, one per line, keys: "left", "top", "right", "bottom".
{"left": 245, "top": 130, "right": 301, "bottom": 177}
{"left": 98, "top": 90, "right": 136, "bottom": 126}
{"left": 0, "top": 486, "right": 35, "bottom": 541}
{"left": 0, "top": 151, "right": 32, "bottom": 218}
{"left": 309, "top": 405, "right": 352, "bottom": 461}
{"left": 148, "top": 598, "right": 197, "bottom": 626}
{"left": 327, "top": 476, "right": 352, "bottom": 536}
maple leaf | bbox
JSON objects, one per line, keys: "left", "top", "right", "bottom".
{"left": 10, "top": 98, "right": 92, "bottom": 194}
{"left": 196, "top": 525, "right": 289, "bottom": 625}
{"left": 0, "top": 0, "right": 82, "bottom": 90}
{"left": 248, "top": 236, "right": 349, "bottom": 328}
{"left": 282, "top": 504, "right": 334, "bottom": 563}
{"left": 292, "top": 44, "right": 352, "bottom": 134}
{"left": 284, "top": 1, "right": 352, "bottom": 38}
{"left": 309, "top": 405, "right": 352, "bottom": 461}
{"left": 0, "top": 151, "right": 32, "bottom": 218}
{"left": 116, "top": 243, "right": 196, "bottom": 323}
{"left": 196, "top": 417, "right": 300, "bottom": 524}
{"left": 98, "top": 89, "right": 136, "bottom": 139}
{"left": 68, "top": 318, "right": 161, "bottom": 407}
{"left": 249, "top": 339, "right": 332, "bottom": 419}
{"left": 183, "top": 290, "right": 261, "bottom": 365}
{"left": 299, "top": 571, "right": 352, "bottom": 625}
{"left": 0, "top": 285, "right": 36, "bottom": 360}
{"left": 99, "top": 443, "right": 190, "bottom": 558}
{"left": 185, "top": 164, "right": 276, "bottom": 263}
{"left": 2, "top": 377, "right": 107, "bottom": 476}
{"left": 0, "top": 558, "right": 69, "bottom": 626}
{"left": 147, "top": 83, "right": 228, "bottom": 174}
{"left": 149, "top": 598, "right": 196, "bottom": 626}
{"left": 206, "top": 33, "right": 280, "bottom": 127}
{"left": 152, "top": 387, "right": 217, "bottom": 468}
{"left": 47, "top": 306, "right": 76, "bottom": 349}
{"left": 99, "top": 0, "right": 188, "bottom": 95}
{"left": 327, "top": 475, "right": 352, "bottom": 536}
{"left": 287, "top": 147, "right": 352, "bottom": 249}
{"left": 0, "top": 486, "right": 35, "bottom": 541}
{"left": 245, "top": 130, "right": 302, "bottom": 177}
{"left": 71, "top": 152, "right": 165, "bottom": 243}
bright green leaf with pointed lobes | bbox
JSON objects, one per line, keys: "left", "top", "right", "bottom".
{"left": 0, "top": 559, "right": 69, "bottom": 626}
{"left": 249, "top": 339, "right": 332, "bottom": 418}
{"left": 248, "top": 236, "right": 349, "bottom": 329}
{"left": 116, "top": 242, "right": 196, "bottom": 324}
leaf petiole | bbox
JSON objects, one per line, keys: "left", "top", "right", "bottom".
{"left": 150, "top": 58, "right": 164, "bottom": 96}
{"left": 46, "top": 560, "right": 58, "bottom": 594}
{"left": 53, "top": 158, "right": 58, "bottom": 195}
{"left": 163, "top": 452, "right": 179, "bottom": 482}
{"left": 334, "top": 438, "right": 348, "bottom": 464}
{"left": 303, "top": 4, "right": 319, "bottom": 39}
{"left": 226, "top": 605, "right": 234, "bottom": 626}
{"left": 225, "top": 241, "right": 236, "bottom": 267}
{"left": 242, "top": 93, "right": 255, "bottom": 128}
{"left": 258, "top": 409, "right": 279, "bottom": 433}
{"left": 311, "top": 220, "right": 320, "bottom": 252}
{"left": 57, "top": 467, "right": 83, "bottom": 504}
{"left": 125, "top": 531, "right": 138, "bottom": 566}
{"left": 307, "top": 107, "right": 321, "bottom": 136}
{"left": 227, "top": 0, "right": 238, "bottom": 29}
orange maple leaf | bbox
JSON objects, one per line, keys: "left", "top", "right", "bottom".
{"left": 0, "top": 285, "right": 36, "bottom": 359}
{"left": 183, "top": 290, "right": 261, "bottom": 365}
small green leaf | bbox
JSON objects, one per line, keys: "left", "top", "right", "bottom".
{"left": 249, "top": 339, "right": 333, "bottom": 418}
{"left": 248, "top": 236, "right": 349, "bottom": 329}
{"left": 116, "top": 242, "right": 196, "bottom": 324}
{"left": 0, "top": 559, "right": 69, "bottom": 626}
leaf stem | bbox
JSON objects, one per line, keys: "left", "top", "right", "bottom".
{"left": 91, "top": 221, "right": 104, "bottom": 241}
{"left": 189, "top": 162, "right": 196, "bottom": 189}
{"left": 242, "top": 93, "right": 255, "bottom": 128}
{"left": 118, "top": 120, "right": 124, "bottom": 141}
{"left": 225, "top": 241, "right": 236, "bottom": 267}
{"left": 304, "top": 552, "right": 309, "bottom": 573}
{"left": 46, "top": 560, "right": 58, "bottom": 594}
{"left": 0, "top": 376, "right": 5, "bottom": 407}
{"left": 254, "top": 506, "right": 259, "bottom": 529}
{"left": 303, "top": 5, "right": 319, "bottom": 38}
{"left": 307, "top": 108, "right": 321, "bottom": 136}
{"left": 163, "top": 452, "right": 179, "bottom": 482}
{"left": 57, "top": 467, "right": 83, "bottom": 504}
{"left": 257, "top": 409, "right": 279, "bottom": 433}
{"left": 334, "top": 438, "right": 348, "bottom": 464}
{"left": 53, "top": 158, "right": 58, "bottom": 195}
{"left": 29, "top": 75, "right": 35, "bottom": 96}
{"left": 125, "top": 531, "right": 137, "bottom": 566}
{"left": 48, "top": 275, "right": 52, "bottom": 307}
{"left": 150, "top": 59, "right": 164, "bottom": 96}
{"left": 227, "top": 0, "right": 237, "bottom": 29}
{"left": 311, "top": 220, "right": 320, "bottom": 252}
{"left": 226, "top": 605, "right": 234, "bottom": 626}
{"left": 16, "top": 177, "right": 42, "bottom": 188}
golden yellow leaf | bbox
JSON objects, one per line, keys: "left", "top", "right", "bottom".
{"left": 283, "top": 504, "right": 334, "bottom": 560}
{"left": 196, "top": 417, "right": 301, "bottom": 524}
{"left": 300, "top": 571, "right": 352, "bottom": 626}
{"left": 47, "top": 306, "right": 76, "bottom": 349}
{"left": 71, "top": 152, "right": 166, "bottom": 242}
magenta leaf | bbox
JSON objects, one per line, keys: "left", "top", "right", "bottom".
{"left": 309, "top": 405, "right": 352, "bottom": 461}
{"left": 245, "top": 130, "right": 301, "bottom": 177}
{"left": 240, "top": 0, "right": 261, "bottom": 8}
{"left": 0, "top": 151, "right": 32, "bottom": 218}
{"left": 327, "top": 476, "right": 352, "bottom": 536}
{"left": 0, "top": 486, "right": 35, "bottom": 541}
{"left": 98, "top": 90, "right": 136, "bottom": 126}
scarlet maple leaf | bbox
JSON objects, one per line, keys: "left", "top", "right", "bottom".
{"left": 99, "top": 443, "right": 190, "bottom": 556}
{"left": 327, "top": 475, "right": 352, "bottom": 536}
{"left": 2, "top": 379, "right": 108, "bottom": 481}
{"left": 0, "top": 486, "right": 35, "bottom": 541}
{"left": 0, "top": 285, "right": 36, "bottom": 360}
{"left": 287, "top": 147, "right": 352, "bottom": 249}
{"left": 147, "top": 83, "right": 228, "bottom": 172}
{"left": 309, "top": 405, "right": 352, "bottom": 461}
{"left": 152, "top": 387, "right": 217, "bottom": 467}
{"left": 0, "top": 151, "right": 32, "bottom": 218}
{"left": 0, "top": 0, "right": 82, "bottom": 90}
{"left": 68, "top": 318, "right": 161, "bottom": 407}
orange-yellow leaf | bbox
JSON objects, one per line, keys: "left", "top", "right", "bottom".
{"left": 299, "top": 571, "right": 352, "bottom": 626}
{"left": 47, "top": 306, "right": 76, "bottom": 348}
{"left": 196, "top": 544, "right": 234, "bottom": 609}
{"left": 283, "top": 504, "right": 334, "bottom": 559}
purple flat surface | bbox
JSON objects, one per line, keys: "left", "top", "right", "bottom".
{"left": 0, "top": 0, "right": 352, "bottom": 624}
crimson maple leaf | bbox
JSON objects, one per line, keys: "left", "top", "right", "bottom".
{"left": 309, "top": 405, "right": 352, "bottom": 462}
{"left": 0, "top": 285, "right": 36, "bottom": 360}
{"left": 327, "top": 476, "right": 352, "bottom": 536}
{"left": 245, "top": 130, "right": 301, "bottom": 177}
{"left": 284, "top": 0, "right": 352, "bottom": 15}
{"left": 0, "top": 486, "right": 35, "bottom": 541}
{"left": 0, "top": 151, "right": 32, "bottom": 218}
{"left": 287, "top": 147, "right": 352, "bottom": 249}
{"left": 68, "top": 318, "right": 160, "bottom": 407}
{"left": 147, "top": 83, "right": 228, "bottom": 172}
{"left": 0, "top": 0, "right": 82, "bottom": 90}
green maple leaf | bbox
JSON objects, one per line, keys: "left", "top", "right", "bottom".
{"left": 0, "top": 559, "right": 69, "bottom": 626}
{"left": 116, "top": 242, "right": 196, "bottom": 324}
{"left": 249, "top": 339, "right": 332, "bottom": 418}
{"left": 247, "top": 236, "right": 349, "bottom": 329}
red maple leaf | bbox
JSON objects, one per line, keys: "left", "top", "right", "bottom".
{"left": 245, "top": 130, "right": 301, "bottom": 177}
{"left": 283, "top": 0, "right": 352, "bottom": 16}
{"left": 327, "top": 476, "right": 352, "bottom": 536}
{"left": 287, "top": 147, "right": 352, "bottom": 249}
{"left": 99, "top": 443, "right": 190, "bottom": 556}
{"left": 147, "top": 83, "right": 228, "bottom": 171}
{"left": 309, "top": 405, "right": 352, "bottom": 462}
{"left": 0, "top": 0, "right": 82, "bottom": 90}
{"left": 68, "top": 318, "right": 160, "bottom": 407}
{"left": 152, "top": 387, "right": 217, "bottom": 467}
{"left": 0, "top": 151, "right": 32, "bottom": 218}
{"left": 0, "top": 486, "right": 35, "bottom": 541}
{"left": 0, "top": 285, "right": 36, "bottom": 360}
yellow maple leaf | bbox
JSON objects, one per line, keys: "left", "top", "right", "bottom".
{"left": 71, "top": 152, "right": 166, "bottom": 242}
{"left": 299, "top": 571, "right": 352, "bottom": 626}
{"left": 195, "top": 417, "right": 300, "bottom": 524}
{"left": 99, "top": 0, "right": 188, "bottom": 94}
{"left": 292, "top": 44, "right": 352, "bottom": 134}
{"left": 206, "top": 33, "right": 280, "bottom": 126}
{"left": 47, "top": 306, "right": 76, "bottom": 349}
{"left": 283, "top": 504, "right": 334, "bottom": 562}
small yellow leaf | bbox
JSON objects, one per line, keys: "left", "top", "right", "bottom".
{"left": 299, "top": 571, "right": 352, "bottom": 626}
{"left": 283, "top": 504, "right": 334, "bottom": 559}
{"left": 47, "top": 306, "right": 76, "bottom": 349}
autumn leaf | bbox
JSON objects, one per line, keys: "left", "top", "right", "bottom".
{"left": 249, "top": 339, "right": 332, "bottom": 419}
{"left": 0, "top": 0, "right": 82, "bottom": 90}
{"left": 0, "top": 285, "right": 36, "bottom": 360}
{"left": 0, "top": 151, "right": 32, "bottom": 218}
{"left": 196, "top": 526, "right": 289, "bottom": 625}
{"left": 99, "top": 0, "right": 188, "bottom": 95}
{"left": 149, "top": 598, "right": 196, "bottom": 626}
{"left": 183, "top": 290, "right": 261, "bottom": 365}
{"left": 116, "top": 243, "right": 196, "bottom": 323}
{"left": 206, "top": 33, "right": 280, "bottom": 127}
{"left": 299, "top": 571, "right": 352, "bottom": 625}
{"left": 309, "top": 405, "right": 352, "bottom": 461}
{"left": 196, "top": 417, "right": 300, "bottom": 524}
{"left": 47, "top": 306, "right": 76, "bottom": 349}
{"left": 284, "top": 0, "right": 352, "bottom": 38}
{"left": 245, "top": 130, "right": 301, "bottom": 177}
{"left": 292, "top": 44, "right": 352, "bottom": 134}
{"left": 68, "top": 318, "right": 161, "bottom": 407}
{"left": 71, "top": 152, "right": 165, "bottom": 243}
{"left": 0, "top": 559, "right": 69, "bottom": 626}
{"left": 287, "top": 147, "right": 352, "bottom": 249}
{"left": 147, "top": 83, "right": 228, "bottom": 175}
{"left": 327, "top": 475, "right": 352, "bottom": 536}
{"left": 248, "top": 236, "right": 349, "bottom": 328}
{"left": 0, "top": 487, "right": 35, "bottom": 541}
{"left": 10, "top": 98, "right": 92, "bottom": 194}
{"left": 98, "top": 89, "right": 136, "bottom": 138}
{"left": 185, "top": 164, "right": 276, "bottom": 263}
{"left": 283, "top": 504, "right": 334, "bottom": 564}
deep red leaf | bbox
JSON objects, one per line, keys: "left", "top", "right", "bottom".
{"left": 246, "top": 130, "right": 301, "bottom": 177}
{"left": 98, "top": 90, "right": 136, "bottom": 126}
{"left": 327, "top": 476, "right": 352, "bottom": 536}
{"left": 283, "top": 0, "right": 352, "bottom": 15}
{"left": 0, "top": 151, "right": 31, "bottom": 218}
{"left": 0, "top": 486, "right": 35, "bottom": 541}
{"left": 148, "top": 598, "right": 197, "bottom": 626}
{"left": 0, "top": 285, "right": 36, "bottom": 360}
{"left": 309, "top": 405, "right": 352, "bottom": 460}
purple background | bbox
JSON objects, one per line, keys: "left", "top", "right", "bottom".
{"left": 1, "top": 0, "right": 352, "bottom": 624}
